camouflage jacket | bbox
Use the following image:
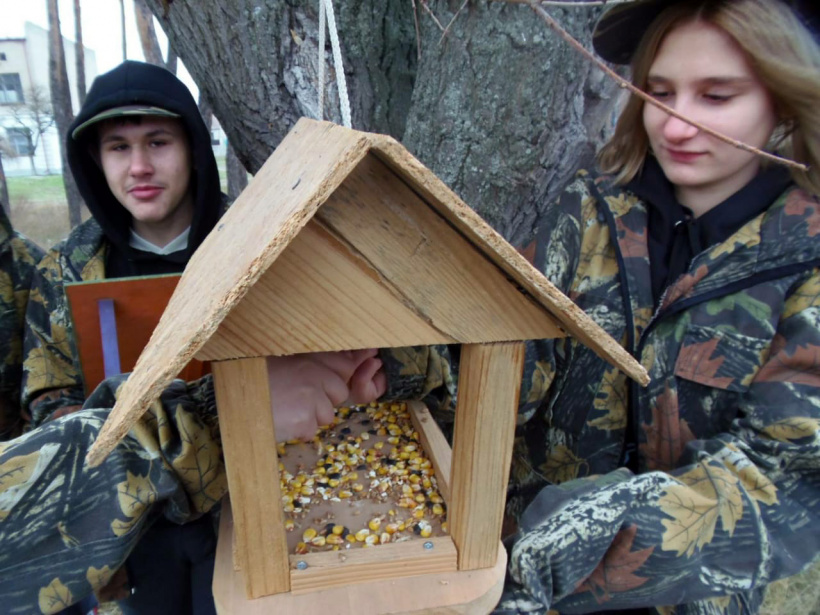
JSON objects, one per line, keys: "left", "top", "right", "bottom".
{"left": 0, "top": 209, "right": 44, "bottom": 439}
{"left": 22, "top": 218, "right": 107, "bottom": 428}
{"left": 382, "top": 173, "right": 820, "bottom": 614}
{"left": 0, "top": 374, "right": 226, "bottom": 614}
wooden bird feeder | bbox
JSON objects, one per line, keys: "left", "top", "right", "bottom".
{"left": 87, "top": 119, "right": 647, "bottom": 614}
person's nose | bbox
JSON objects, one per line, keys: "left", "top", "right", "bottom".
{"left": 662, "top": 102, "right": 699, "bottom": 143}
{"left": 129, "top": 146, "right": 154, "bottom": 177}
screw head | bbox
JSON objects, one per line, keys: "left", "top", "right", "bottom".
{"left": 296, "top": 560, "right": 308, "bottom": 570}
{"left": 423, "top": 541, "right": 434, "bottom": 550}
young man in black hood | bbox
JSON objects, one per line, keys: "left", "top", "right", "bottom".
{"left": 21, "top": 60, "right": 227, "bottom": 615}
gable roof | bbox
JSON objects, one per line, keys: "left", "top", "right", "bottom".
{"left": 86, "top": 118, "right": 648, "bottom": 466}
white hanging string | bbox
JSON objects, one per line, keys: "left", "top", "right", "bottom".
{"left": 317, "top": 0, "right": 326, "bottom": 120}
{"left": 318, "top": 0, "right": 352, "bottom": 128}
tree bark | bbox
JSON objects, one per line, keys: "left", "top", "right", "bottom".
{"left": 47, "top": 0, "right": 83, "bottom": 228}
{"left": 226, "top": 142, "right": 248, "bottom": 201}
{"left": 145, "top": 0, "right": 618, "bottom": 245}
{"left": 135, "top": 0, "right": 165, "bottom": 66}
{"left": 73, "top": 0, "right": 87, "bottom": 105}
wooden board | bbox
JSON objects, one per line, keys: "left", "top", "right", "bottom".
{"left": 212, "top": 358, "right": 290, "bottom": 598}
{"left": 87, "top": 118, "right": 648, "bottom": 466}
{"left": 368, "top": 135, "right": 649, "bottom": 387}
{"left": 409, "top": 401, "right": 452, "bottom": 505}
{"left": 449, "top": 342, "right": 525, "bottom": 570}
{"left": 199, "top": 155, "right": 565, "bottom": 360}
{"left": 87, "top": 120, "right": 372, "bottom": 465}
{"left": 214, "top": 499, "right": 506, "bottom": 615}
{"left": 65, "top": 276, "right": 208, "bottom": 394}
{"left": 198, "top": 219, "right": 456, "bottom": 360}
{"left": 289, "top": 536, "right": 457, "bottom": 594}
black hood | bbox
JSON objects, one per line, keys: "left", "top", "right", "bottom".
{"left": 67, "top": 61, "right": 221, "bottom": 266}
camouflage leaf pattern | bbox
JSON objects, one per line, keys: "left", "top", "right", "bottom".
{"left": 0, "top": 374, "right": 225, "bottom": 614}
{"left": 387, "top": 173, "right": 820, "bottom": 615}
{"left": 0, "top": 208, "right": 44, "bottom": 439}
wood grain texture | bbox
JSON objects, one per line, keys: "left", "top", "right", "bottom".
{"left": 197, "top": 219, "right": 456, "bottom": 360}
{"left": 368, "top": 135, "right": 649, "bottom": 386}
{"left": 289, "top": 537, "right": 456, "bottom": 593}
{"left": 214, "top": 500, "right": 506, "bottom": 614}
{"left": 449, "top": 342, "right": 525, "bottom": 570}
{"left": 212, "top": 358, "right": 290, "bottom": 598}
{"left": 316, "top": 155, "right": 565, "bottom": 344}
{"left": 409, "top": 401, "right": 452, "bottom": 505}
{"left": 87, "top": 119, "right": 371, "bottom": 466}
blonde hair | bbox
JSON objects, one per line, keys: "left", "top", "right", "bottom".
{"left": 597, "top": 0, "right": 820, "bottom": 194}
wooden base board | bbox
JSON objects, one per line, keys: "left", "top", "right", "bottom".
{"left": 213, "top": 500, "right": 507, "bottom": 615}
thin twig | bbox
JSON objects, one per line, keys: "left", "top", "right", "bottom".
{"left": 419, "top": 0, "right": 446, "bottom": 32}
{"left": 410, "top": 0, "right": 422, "bottom": 60}
{"left": 440, "top": 0, "right": 471, "bottom": 44}
{"left": 525, "top": 2, "right": 808, "bottom": 171}
{"left": 504, "top": 0, "right": 631, "bottom": 5}
{"left": 502, "top": 0, "right": 635, "bottom": 7}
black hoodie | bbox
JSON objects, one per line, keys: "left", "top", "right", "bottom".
{"left": 66, "top": 60, "right": 223, "bottom": 277}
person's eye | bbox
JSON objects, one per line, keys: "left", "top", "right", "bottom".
{"left": 648, "top": 90, "right": 670, "bottom": 100}
{"left": 150, "top": 140, "right": 169, "bottom": 148}
{"left": 108, "top": 143, "right": 128, "bottom": 152}
{"left": 703, "top": 92, "right": 733, "bottom": 103}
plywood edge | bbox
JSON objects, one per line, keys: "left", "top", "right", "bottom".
{"left": 87, "top": 120, "right": 372, "bottom": 467}
{"left": 367, "top": 135, "right": 649, "bottom": 387}
{"left": 408, "top": 401, "right": 452, "bottom": 505}
{"left": 288, "top": 536, "right": 457, "bottom": 594}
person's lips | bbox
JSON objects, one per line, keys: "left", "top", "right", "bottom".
{"left": 128, "top": 185, "right": 163, "bottom": 200}
{"left": 665, "top": 148, "right": 706, "bottom": 163}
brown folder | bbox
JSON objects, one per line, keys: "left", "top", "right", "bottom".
{"left": 65, "top": 274, "right": 209, "bottom": 396}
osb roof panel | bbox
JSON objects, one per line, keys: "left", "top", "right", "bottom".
{"left": 86, "top": 118, "right": 647, "bottom": 466}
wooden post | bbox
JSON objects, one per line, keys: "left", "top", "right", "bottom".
{"left": 449, "top": 342, "right": 525, "bottom": 570}
{"left": 212, "top": 358, "right": 290, "bottom": 597}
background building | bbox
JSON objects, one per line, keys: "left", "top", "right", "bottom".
{"left": 0, "top": 22, "right": 97, "bottom": 176}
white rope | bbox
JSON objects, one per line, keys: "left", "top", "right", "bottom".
{"left": 317, "top": 0, "right": 326, "bottom": 120}
{"left": 321, "top": 0, "right": 352, "bottom": 128}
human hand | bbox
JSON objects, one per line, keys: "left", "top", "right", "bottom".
{"left": 266, "top": 349, "right": 386, "bottom": 442}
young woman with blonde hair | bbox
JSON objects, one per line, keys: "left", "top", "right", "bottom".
{"left": 427, "top": 1, "right": 820, "bottom": 613}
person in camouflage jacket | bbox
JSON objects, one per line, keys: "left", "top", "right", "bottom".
{"left": 0, "top": 205, "right": 43, "bottom": 440}
{"left": 379, "top": 1, "right": 820, "bottom": 613}
{"left": 0, "top": 373, "right": 226, "bottom": 614}
{"left": 21, "top": 61, "right": 227, "bottom": 614}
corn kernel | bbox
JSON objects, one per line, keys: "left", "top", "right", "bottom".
{"left": 339, "top": 490, "right": 353, "bottom": 499}
{"left": 311, "top": 536, "right": 327, "bottom": 547}
{"left": 355, "top": 529, "right": 370, "bottom": 542}
{"left": 432, "top": 504, "right": 445, "bottom": 516}
{"left": 326, "top": 534, "right": 344, "bottom": 545}
{"left": 302, "top": 527, "right": 317, "bottom": 542}
{"left": 380, "top": 532, "right": 391, "bottom": 544}
{"left": 368, "top": 518, "right": 381, "bottom": 532}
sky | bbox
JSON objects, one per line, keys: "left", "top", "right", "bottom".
{"left": 0, "top": 0, "right": 198, "bottom": 94}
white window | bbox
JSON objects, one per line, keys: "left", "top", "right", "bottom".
{"left": 6, "top": 128, "right": 33, "bottom": 156}
{"left": 0, "top": 74, "right": 24, "bottom": 104}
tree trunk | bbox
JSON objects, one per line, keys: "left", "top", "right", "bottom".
{"left": 47, "top": 0, "right": 83, "bottom": 228}
{"left": 145, "top": 0, "right": 618, "bottom": 245}
{"left": 0, "top": 154, "right": 10, "bottom": 215}
{"left": 74, "top": 0, "right": 87, "bottom": 105}
{"left": 135, "top": 0, "right": 165, "bottom": 66}
{"left": 120, "top": 0, "right": 127, "bottom": 61}
{"left": 226, "top": 142, "right": 248, "bottom": 201}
